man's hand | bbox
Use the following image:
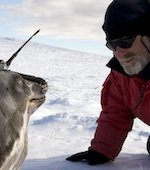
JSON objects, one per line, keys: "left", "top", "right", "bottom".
{"left": 66, "top": 150, "right": 108, "bottom": 165}
{"left": 147, "top": 135, "right": 150, "bottom": 155}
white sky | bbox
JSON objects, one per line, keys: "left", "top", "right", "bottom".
{"left": 0, "top": 0, "right": 113, "bottom": 56}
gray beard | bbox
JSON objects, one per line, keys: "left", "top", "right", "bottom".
{"left": 117, "top": 53, "right": 150, "bottom": 76}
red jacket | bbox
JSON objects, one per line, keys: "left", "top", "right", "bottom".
{"left": 90, "top": 57, "right": 150, "bottom": 160}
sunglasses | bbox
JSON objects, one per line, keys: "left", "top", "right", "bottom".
{"left": 106, "top": 35, "right": 137, "bottom": 51}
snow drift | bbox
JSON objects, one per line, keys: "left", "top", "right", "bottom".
{"left": 0, "top": 36, "right": 150, "bottom": 170}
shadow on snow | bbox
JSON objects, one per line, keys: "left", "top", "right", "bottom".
{"left": 22, "top": 153, "right": 150, "bottom": 170}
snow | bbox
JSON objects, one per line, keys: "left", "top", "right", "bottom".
{"left": 0, "top": 36, "right": 150, "bottom": 169}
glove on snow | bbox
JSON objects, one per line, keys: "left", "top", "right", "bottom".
{"left": 66, "top": 150, "right": 108, "bottom": 165}
{"left": 147, "top": 135, "right": 150, "bottom": 155}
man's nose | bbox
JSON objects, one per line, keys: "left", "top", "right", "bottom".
{"left": 113, "top": 46, "right": 127, "bottom": 58}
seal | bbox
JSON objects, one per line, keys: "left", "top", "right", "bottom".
{"left": 0, "top": 70, "right": 48, "bottom": 170}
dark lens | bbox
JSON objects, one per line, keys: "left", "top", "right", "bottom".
{"left": 117, "top": 37, "right": 136, "bottom": 49}
{"left": 106, "top": 42, "right": 116, "bottom": 51}
{"left": 106, "top": 36, "right": 136, "bottom": 51}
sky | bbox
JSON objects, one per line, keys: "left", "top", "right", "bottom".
{"left": 0, "top": 0, "right": 113, "bottom": 56}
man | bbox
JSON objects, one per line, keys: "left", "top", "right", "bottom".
{"left": 66, "top": 0, "right": 150, "bottom": 165}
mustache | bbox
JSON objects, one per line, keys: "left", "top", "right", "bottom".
{"left": 119, "top": 53, "right": 135, "bottom": 62}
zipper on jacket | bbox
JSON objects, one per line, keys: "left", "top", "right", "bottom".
{"left": 135, "top": 84, "right": 146, "bottom": 109}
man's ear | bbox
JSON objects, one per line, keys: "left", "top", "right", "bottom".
{"left": 141, "top": 35, "right": 150, "bottom": 53}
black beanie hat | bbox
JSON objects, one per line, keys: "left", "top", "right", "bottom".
{"left": 102, "top": 0, "right": 150, "bottom": 40}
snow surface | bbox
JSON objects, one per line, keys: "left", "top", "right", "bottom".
{"left": 0, "top": 36, "right": 150, "bottom": 169}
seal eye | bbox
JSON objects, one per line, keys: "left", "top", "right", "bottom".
{"left": 18, "top": 79, "right": 24, "bottom": 86}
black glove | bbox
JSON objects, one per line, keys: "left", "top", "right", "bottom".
{"left": 66, "top": 150, "right": 108, "bottom": 165}
{"left": 147, "top": 135, "right": 150, "bottom": 155}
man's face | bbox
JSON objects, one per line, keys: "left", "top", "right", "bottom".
{"left": 113, "top": 35, "right": 150, "bottom": 76}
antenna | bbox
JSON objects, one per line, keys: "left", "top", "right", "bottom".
{"left": 6, "top": 29, "right": 40, "bottom": 67}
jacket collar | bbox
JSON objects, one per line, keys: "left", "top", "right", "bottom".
{"left": 106, "top": 57, "right": 131, "bottom": 76}
{"left": 107, "top": 56, "right": 150, "bottom": 81}
{"left": 138, "top": 61, "right": 150, "bottom": 81}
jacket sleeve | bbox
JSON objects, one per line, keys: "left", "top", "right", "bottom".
{"left": 89, "top": 70, "right": 135, "bottom": 161}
